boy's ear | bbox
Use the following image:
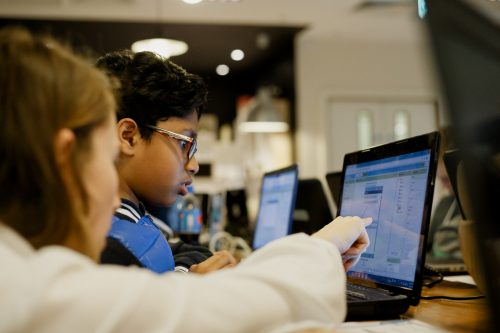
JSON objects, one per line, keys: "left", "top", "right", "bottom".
{"left": 117, "top": 118, "right": 140, "bottom": 156}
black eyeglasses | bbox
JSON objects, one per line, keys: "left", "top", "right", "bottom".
{"left": 145, "top": 124, "right": 197, "bottom": 161}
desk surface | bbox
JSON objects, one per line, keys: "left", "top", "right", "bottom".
{"left": 403, "top": 279, "right": 490, "bottom": 333}
{"left": 299, "top": 278, "right": 490, "bottom": 333}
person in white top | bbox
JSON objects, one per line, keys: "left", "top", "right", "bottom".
{"left": 0, "top": 27, "right": 372, "bottom": 333}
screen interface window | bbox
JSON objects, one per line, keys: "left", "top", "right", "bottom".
{"left": 341, "top": 150, "right": 431, "bottom": 289}
{"left": 253, "top": 170, "right": 296, "bottom": 249}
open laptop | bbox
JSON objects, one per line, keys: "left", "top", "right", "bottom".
{"left": 424, "top": 149, "right": 468, "bottom": 275}
{"left": 252, "top": 165, "right": 299, "bottom": 250}
{"left": 426, "top": 0, "right": 500, "bottom": 330}
{"left": 337, "top": 132, "right": 440, "bottom": 320}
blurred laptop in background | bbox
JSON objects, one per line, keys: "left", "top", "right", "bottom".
{"left": 252, "top": 165, "right": 299, "bottom": 250}
{"left": 292, "top": 178, "right": 333, "bottom": 235}
{"left": 426, "top": 0, "right": 500, "bottom": 330}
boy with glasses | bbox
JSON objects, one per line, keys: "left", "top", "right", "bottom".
{"left": 1, "top": 27, "right": 377, "bottom": 333}
{"left": 96, "top": 50, "right": 235, "bottom": 274}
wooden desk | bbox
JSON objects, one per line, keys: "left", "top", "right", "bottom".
{"left": 403, "top": 279, "right": 490, "bottom": 333}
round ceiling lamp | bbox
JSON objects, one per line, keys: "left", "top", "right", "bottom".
{"left": 230, "top": 49, "right": 245, "bottom": 61}
{"left": 131, "top": 38, "right": 188, "bottom": 58}
{"left": 216, "top": 64, "right": 230, "bottom": 76}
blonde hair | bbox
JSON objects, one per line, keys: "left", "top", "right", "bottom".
{"left": 0, "top": 27, "right": 116, "bottom": 250}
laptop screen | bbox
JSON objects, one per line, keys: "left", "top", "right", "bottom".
{"left": 340, "top": 148, "right": 433, "bottom": 290}
{"left": 253, "top": 165, "right": 299, "bottom": 250}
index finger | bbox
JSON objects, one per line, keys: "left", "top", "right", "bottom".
{"left": 360, "top": 217, "right": 373, "bottom": 226}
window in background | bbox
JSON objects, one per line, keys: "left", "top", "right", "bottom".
{"left": 327, "top": 100, "right": 437, "bottom": 171}
{"left": 357, "top": 110, "right": 373, "bottom": 149}
{"left": 394, "top": 110, "right": 410, "bottom": 140}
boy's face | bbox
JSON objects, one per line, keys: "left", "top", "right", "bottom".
{"left": 120, "top": 111, "right": 199, "bottom": 207}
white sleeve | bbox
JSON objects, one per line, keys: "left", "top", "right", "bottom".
{"left": 17, "top": 233, "right": 347, "bottom": 333}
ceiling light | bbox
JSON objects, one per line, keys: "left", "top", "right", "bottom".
{"left": 216, "top": 64, "right": 230, "bottom": 76}
{"left": 131, "top": 38, "right": 188, "bottom": 58}
{"left": 239, "top": 122, "right": 289, "bottom": 133}
{"left": 230, "top": 49, "right": 245, "bottom": 61}
{"left": 256, "top": 32, "right": 270, "bottom": 50}
{"left": 182, "top": 0, "right": 204, "bottom": 4}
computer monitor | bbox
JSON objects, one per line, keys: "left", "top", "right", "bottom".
{"left": 426, "top": 0, "right": 500, "bottom": 330}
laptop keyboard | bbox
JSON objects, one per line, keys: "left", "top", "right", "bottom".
{"left": 346, "top": 282, "right": 395, "bottom": 301}
{"left": 346, "top": 290, "right": 367, "bottom": 300}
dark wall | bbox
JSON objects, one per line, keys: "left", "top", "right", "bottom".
{"left": 0, "top": 18, "right": 301, "bottom": 133}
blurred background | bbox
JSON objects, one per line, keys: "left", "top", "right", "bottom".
{"left": 1, "top": 0, "right": 498, "bottom": 224}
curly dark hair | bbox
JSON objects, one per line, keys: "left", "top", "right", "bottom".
{"left": 96, "top": 50, "right": 207, "bottom": 139}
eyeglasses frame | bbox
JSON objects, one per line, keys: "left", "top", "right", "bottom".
{"left": 145, "top": 124, "right": 197, "bottom": 161}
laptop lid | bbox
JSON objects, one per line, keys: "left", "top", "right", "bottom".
{"left": 292, "top": 178, "right": 333, "bottom": 235}
{"left": 426, "top": 0, "right": 500, "bottom": 329}
{"left": 326, "top": 171, "right": 342, "bottom": 209}
{"left": 442, "top": 149, "right": 467, "bottom": 220}
{"left": 252, "top": 165, "right": 299, "bottom": 250}
{"left": 338, "top": 132, "right": 440, "bottom": 306}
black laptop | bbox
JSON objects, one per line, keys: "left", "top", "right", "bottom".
{"left": 252, "top": 165, "right": 299, "bottom": 250}
{"left": 337, "top": 132, "right": 440, "bottom": 320}
{"left": 326, "top": 171, "right": 342, "bottom": 209}
{"left": 292, "top": 178, "right": 333, "bottom": 235}
{"left": 426, "top": 0, "right": 500, "bottom": 329}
